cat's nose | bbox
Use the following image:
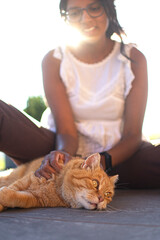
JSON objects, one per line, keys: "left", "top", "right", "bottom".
{"left": 98, "top": 195, "right": 104, "bottom": 203}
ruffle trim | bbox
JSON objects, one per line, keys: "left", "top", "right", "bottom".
{"left": 53, "top": 46, "right": 63, "bottom": 60}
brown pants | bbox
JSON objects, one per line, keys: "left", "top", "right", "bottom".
{"left": 0, "top": 100, "right": 55, "bottom": 162}
{"left": 0, "top": 100, "right": 160, "bottom": 188}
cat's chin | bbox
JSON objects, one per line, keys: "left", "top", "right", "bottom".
{"left": 75, "top": 193, "right": 106, "bottom": 210}
{"left": 86, "top": 201, "right": 98, "bottom": 210}
{"left": 86, "top": 201, "right": 107, "bottom": 210}
{"left": 81, "top": 200, "right": 107, "bottom": 210}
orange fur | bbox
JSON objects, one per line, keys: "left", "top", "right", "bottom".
{"left": 0, "top": 153, "right": 118, "bottom": 211}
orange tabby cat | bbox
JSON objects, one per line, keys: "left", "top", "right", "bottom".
{"left": 0, "top": 153, "right": 118, "bottom": 211}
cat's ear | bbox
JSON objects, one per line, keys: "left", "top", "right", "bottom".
{"left": 110, "top": 175, "right": 119, "bottom": 185}
{"left": 82, "top": 153, "right": 101, "bottom": 170}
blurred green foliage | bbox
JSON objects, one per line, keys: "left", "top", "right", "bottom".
{"left": 0, "top": 154, "right": 5, "bottom": 170}
{"left": 24, "top": 96, "right": 47, "bottom": 121}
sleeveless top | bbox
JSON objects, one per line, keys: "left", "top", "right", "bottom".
{"left": 41, "top": 41, "right": 135, "bottom": 157}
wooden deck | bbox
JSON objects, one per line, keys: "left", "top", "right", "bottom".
{"left": 0, "top": 189, "right": 160, "bottom": 240}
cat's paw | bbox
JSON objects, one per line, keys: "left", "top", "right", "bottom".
{"left": 0, "top": 187, "right": 10, "bottom": 205}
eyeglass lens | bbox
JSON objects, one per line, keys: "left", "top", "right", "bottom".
{"left": 66, "top": 2, "right": 104, "bottom": 22}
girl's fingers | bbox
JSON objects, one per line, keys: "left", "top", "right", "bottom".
{"left": 35, "top": 151, "right": 72, "bottom": 179}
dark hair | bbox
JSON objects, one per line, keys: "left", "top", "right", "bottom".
{"left": 59, "top": 0, "right": 128, "bottom": 59}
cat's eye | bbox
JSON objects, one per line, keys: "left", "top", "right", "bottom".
{"left": 92, "top": 179, "right": 99, "bottom": 189}
{"left": 104, "top": 192, "right": 112, "bottom": 198}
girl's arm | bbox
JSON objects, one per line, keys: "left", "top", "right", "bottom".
{"left": 102, "top": 47, "right": 148, "bottom": 169}
{"left": 35, "top": 50, "right": 78, "bottom": 179}
{"left": 42, "top": 50, "right": 78, "bottom": 156}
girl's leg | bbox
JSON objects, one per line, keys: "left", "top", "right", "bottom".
{"left": 0, "top": 100, "right": 55, "bottom": 163}
{"left": 111, "top": 141, "right": 160, "bottom": 189}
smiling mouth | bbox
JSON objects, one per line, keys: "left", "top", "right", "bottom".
{"left": 83, "top": 26, "right": 96, "bottom": 32}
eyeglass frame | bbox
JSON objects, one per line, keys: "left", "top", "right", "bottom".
{"left": 65, "top": 1, "right": 105, "bottom": 23}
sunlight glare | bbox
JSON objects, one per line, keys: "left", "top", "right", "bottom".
{"left": 57, "top": 23, "right": 84, "bottom": 48}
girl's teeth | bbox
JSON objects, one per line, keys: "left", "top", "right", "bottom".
{"left": 84, "top": 27, "right": 95, "bottom": 32}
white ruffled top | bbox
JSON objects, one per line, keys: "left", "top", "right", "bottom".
{"left": 41, "top": 41, "right": 135, "bottom": 157}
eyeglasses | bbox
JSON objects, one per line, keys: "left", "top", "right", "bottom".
{"left": 65, "top": 2, "right": 104, "bottom": 23}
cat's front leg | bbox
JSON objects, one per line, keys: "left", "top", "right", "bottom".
{"left": 0, "top": 203, "right": 5, "bottom": 212}
{"left": 0, "top": 187, "right": 13, "bottom": 210}
{"left": 0, "top": 186, "right": 41, "bottom": 210}
{"left": 0, "top": 187, "right": 10, "bottom": 212}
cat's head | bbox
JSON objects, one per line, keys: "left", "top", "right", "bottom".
{"left": 58, "top": 153, "right": 118, "bottom": 210}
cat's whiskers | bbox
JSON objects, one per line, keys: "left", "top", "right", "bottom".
{"left": 107, "top": 204, "right": 121, "bottom": 211}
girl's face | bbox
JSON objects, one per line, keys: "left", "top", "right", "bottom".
{"left": 65, "top": 0, "right": 109, "bottom": 43}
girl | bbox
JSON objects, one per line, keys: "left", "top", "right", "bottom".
{"left": 0, "top": 0, "right": 159, "bottom": 188}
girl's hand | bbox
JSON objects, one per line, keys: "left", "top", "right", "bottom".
{"left": 35, "top": 150, "right": 72, "bottom": 179}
